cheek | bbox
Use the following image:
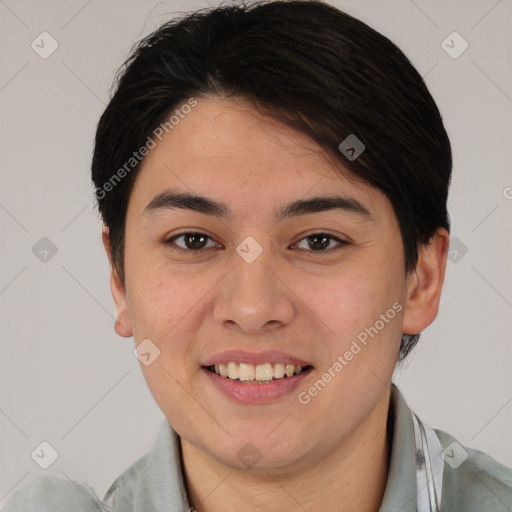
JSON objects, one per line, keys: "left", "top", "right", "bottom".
{"left": 130, "top": 278, "right": 196, "bottom": 359}
{"left": 306, "top": 266, "right": 406, "bottom": 384}
{"left": 305, "top": 265, "right": 398, "bottom": 333}
{"left": 125, "top": 248, "right": 195, "bottom": 339}
{"left": 129, "top": 271, "right": 202, "bottom": 423}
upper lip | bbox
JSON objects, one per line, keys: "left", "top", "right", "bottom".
{"left": 202, "top": 350, "right": 312, "bottom": 367}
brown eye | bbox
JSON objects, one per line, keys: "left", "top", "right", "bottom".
{"left": 165, "top": 232, "right": 219, "bottom": 253}
{"left": 294, "top": 232, "right": 348, "bottom": 252}
{"left": 182, "top": 233, "right": 208, "bottom": 250}
{"left": 307, "top": 234, "right": 331, "bottom": 251}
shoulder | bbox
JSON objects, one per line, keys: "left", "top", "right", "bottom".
{"left": 435, "top": 428, "right": 512, "bottom": 511}
{"left": 3, "top": 475, "right": 107, "bottom": 512}
{"left": 2, "top": 420, "right": 182, "bottom": 512}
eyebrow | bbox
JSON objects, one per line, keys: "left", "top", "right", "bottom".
{"left": 143, "top": 189, "right": 372, "bottom": 221}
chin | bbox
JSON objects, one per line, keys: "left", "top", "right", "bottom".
{"left": 212, "top": 428, "right": 312, "bottom": 470}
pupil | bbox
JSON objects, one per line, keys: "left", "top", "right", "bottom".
{"left": 186, "top": 233, "right": 207, "bottom": 249}
{"left": 309, "top": 235, "right": 329, "bottom": 250}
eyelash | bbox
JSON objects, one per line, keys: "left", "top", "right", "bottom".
{"left": 162, "top": 231, "right": 349, "bottom": 255}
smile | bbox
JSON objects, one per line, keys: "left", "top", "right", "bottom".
{"left": 206, "top": 362, "right": 312, "bottom": 383}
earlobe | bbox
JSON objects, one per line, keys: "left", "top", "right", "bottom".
{"left": 114, "top": 318, "right": 132, "bottom": 338}
{"left": 402, "top": 228, "right": 450, "bottom": 335}
{"left": 102, "top": 229, "right": 133, "bottom": 339}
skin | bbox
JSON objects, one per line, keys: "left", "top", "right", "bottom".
{"left": 103, "top": 96, "right": 449, "bottom": 512}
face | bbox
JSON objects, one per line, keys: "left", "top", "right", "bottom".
{"left": 108, "top": 97, "right": 417, "bottom": 472}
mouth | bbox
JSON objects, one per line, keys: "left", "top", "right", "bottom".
{"left": 200, "top": 350, "right": 314, "bottom": 403}
{"left": 203, "top": 362, "right": 314, "bottom": 384}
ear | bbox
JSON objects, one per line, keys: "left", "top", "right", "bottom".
{"left": 102, "top": 228, "right": 133, "bottom": 338}
{"left": 402, "top": 228, "right": 450, "bottom": 335}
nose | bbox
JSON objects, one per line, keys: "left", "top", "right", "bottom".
{"left": 212, "top": 247, "right": 295, "bottom": 334}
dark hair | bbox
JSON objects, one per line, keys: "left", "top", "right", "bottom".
{"left": 91, "top": 0, "right": 452, "bottom": 361}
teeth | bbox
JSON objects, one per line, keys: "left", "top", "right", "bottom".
{"left": 211, "top": 362, "right": 307, "bottom": 381}
{"left": 238, "top": 363, "right": 255, "bottom": 382}
{"left": 227, "top": 362, "right": 239, "bottom": 379}
{"left": 219, "top": 363, "right": 228, "bottom": 378}
{"left": 273, "top": 363, "right": 285, "bottom": 378}
{"left": 255, "top": 363, "right": 273, "bottom": 381}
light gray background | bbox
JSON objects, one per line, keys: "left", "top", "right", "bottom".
{"left": 1, "top": 0, "right": 511, "bottom": 505}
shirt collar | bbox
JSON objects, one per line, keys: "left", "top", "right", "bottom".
{"left": 121, "top": 384, "right": 419, "bottom": 511}
{"left": 379, "top": 383, "right": 419, "bottom": 512}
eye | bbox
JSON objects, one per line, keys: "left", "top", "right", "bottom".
{"left": 293, "top": 232, "right": 348, "bottom": 253}
{"left": 164, "top": 232, "right": 220, "bottom": 253}
{"left": 163, "top": 231, "right": 349, "bottom": 255}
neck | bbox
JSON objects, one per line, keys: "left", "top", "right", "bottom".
{"left": 181, "top": 388, "right": 392, "bottom": 512}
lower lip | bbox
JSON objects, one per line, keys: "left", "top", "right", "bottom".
{"left": 201, "top": 367, "right": 313, "bottom": 404}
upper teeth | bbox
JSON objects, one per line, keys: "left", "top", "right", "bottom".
{"left": 213, "top": 362, "right": 304, "bottom": 381}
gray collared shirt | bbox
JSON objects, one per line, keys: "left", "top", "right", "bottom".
{"left": 4, "top": 385, "right": 512, "bottom": 511}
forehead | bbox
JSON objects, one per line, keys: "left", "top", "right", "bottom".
{"left": 128, "top": 97, "right": 385, "bottom": 217}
